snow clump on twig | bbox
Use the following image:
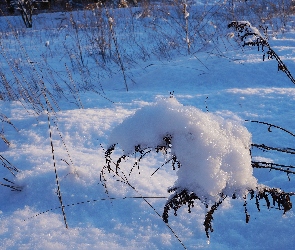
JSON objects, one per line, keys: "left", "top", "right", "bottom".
{"left": 109, "top": 97, "right": 257, "bottom": 202}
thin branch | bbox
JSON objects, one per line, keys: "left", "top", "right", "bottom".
{"left": 245, "top": 120, "right": 295, "bottom": 137}
{"left": 252, "top": 161, "right": 295, "bottom": 176}
{"left": 24, "top": 196, "right": 168, "bottom": 221}
{"left": 252, "top": 144, "right": 295, "bottom": 155}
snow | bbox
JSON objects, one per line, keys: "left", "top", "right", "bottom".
{"left": 1, "top": 2, "right": 295, "bottom": 249}
{"left": 109, "top": 97, "right": 257, "bottom": 201}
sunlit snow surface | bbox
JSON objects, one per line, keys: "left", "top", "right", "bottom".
{"left": 1, "top": 5, "right": 295, "bottom": 250}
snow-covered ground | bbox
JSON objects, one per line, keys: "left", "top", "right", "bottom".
{"left": 1, "top": 3, "right": 295, "bottom": 249}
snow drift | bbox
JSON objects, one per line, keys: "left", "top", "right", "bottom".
{"left": 109, "top": 98, "right": 258, "bottom": 201}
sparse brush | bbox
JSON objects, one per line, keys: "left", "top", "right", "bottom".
{"left": 1, "top": 1, "right": 295, "bottom": 247}
{"left": 228, "top": 21, "right": 295, "bottom": 84}
{"left": 64, "top": 63, "right": 84, "bottom": 108}
{"left": 104, "top": 7, "right": 129, "bottom": 91}
{"left": 235, "top": 0, "right": 294, "bottom": 32}
{"left": 69, "top": 11, "right": 85, "bottom": 66}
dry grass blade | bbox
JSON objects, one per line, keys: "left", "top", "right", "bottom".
{"left": 0, "top": 177, "right": 22, "bottom": 191}
{"left": 0, "top": 154, "right": 20, "bottom": 177}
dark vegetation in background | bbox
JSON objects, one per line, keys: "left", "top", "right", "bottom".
{"left": 1, "top": 0, "right": 141, "bottom": 16}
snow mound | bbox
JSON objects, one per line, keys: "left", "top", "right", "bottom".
{"left": 109, "top": 98, "right": 257, "bottom": 201}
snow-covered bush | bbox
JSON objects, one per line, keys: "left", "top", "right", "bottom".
{"left": 103, "top": 97, "right": 261, "bottom": 237}
{"left": 103, "top": 97, "right": 295, "bottom": 238}
{"left": 109, "top": 97, "right": 257, "bottom": 201}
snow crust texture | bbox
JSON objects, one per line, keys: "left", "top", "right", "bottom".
{"left": 109, "top": 98, "right": 258, "bottom": 201}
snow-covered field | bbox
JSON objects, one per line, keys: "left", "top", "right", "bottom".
{"left": 1, "top": 2, "right": 295, "bottom": 249}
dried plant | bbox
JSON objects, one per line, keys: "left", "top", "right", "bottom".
{"left": 104, "top": 7, "right": 129, "bottom": 91}
{"left": 228, "top": 21, "right": 295, "bottom": 84}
